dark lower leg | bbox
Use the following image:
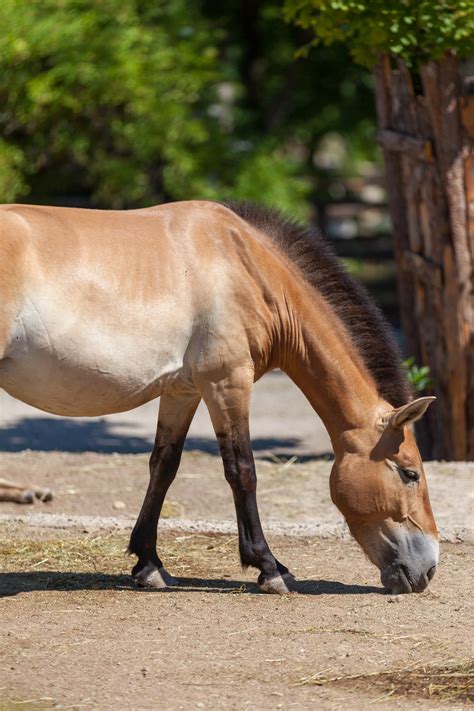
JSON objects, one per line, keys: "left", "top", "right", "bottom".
{"left": 234, "top": 493, "right": 290, "bottom": 582}
{"left": 128, "top": 394, "right": 199, "bottom": 579}
{"left": 129, "top": 440, "right": 181, "bottom": 574}
{"left": 202, "top": 370, "right": 293, "bottom": 592}
{"left": 218, "top": 432, "right": 291, "bottom": 585}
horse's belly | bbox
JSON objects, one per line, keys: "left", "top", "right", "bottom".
{"left": 0, "top": 302, "right": 192, "bottom": 416}
{"left": 0, "top": 352, "right": 164, "bottom": 416}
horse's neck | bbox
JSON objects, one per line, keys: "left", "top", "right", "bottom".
{"left": 278, "top": 287, "right": 382, "bottom": 453}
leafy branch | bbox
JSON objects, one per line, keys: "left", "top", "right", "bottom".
{"left": 403, "top": 357, "right": 432, "bottom": 393}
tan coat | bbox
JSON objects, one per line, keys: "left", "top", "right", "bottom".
{"left": 0, "top": 201, "right": 438, "bottom": 594}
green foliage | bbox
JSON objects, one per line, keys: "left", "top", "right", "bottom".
{"left": 0, "top": 0, "right": 222, "bottom": 207}
{"left": 403, "top": 357, "right": 432, "bottom": 393}
{"left": 0, "top": 0, "right": 376, "bottom": 212}
{"left": 227, "top": 147, "right": 312, "bottom": 220}
{"left": 285, "top": 1, "right": 474, "bottom": 67}
{"left": 0, "top": 140, "right": 28, "bottom": 202}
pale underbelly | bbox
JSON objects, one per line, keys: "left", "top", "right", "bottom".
{"left": 0, "top": 320, "right": 192, "bottom": 417}
{"left": 0, "top": 285, "right": 198, "bottom": 416}
{"left": 0, "top": 350, "right": 173, "bottom": 416}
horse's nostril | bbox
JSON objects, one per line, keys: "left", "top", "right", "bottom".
{"left": 427, "top": 565, "right": 436, "bottom": 581}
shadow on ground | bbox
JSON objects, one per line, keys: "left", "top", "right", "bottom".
{"left": 0, "top": 572, "right": 382, "bottom": 597}
{"left": 0, "top": 417, "right": 154, "bottom": 453}
{"left": 0, "top": 417, "right": 333, "bottom": 460}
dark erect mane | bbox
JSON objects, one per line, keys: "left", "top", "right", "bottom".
{"left": 224, "top": 201, "right": 411, "bottom": 408}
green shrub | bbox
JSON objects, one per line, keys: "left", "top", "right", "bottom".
{"left": 403, "top": 357, "right": 432, "bottom": 393}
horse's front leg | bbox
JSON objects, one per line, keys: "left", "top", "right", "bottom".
{"left": 128, "top": 392, "right": 200, "bottom": 588}
{"left": 202, "top": 369, "right": 296, "bottom": 594}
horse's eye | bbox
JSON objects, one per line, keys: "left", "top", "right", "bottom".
{"left": 400, "top": 467, "right": 420, "bottom": 482}
{"left": 385, "top": 459, "right": 421, "bottom": 483}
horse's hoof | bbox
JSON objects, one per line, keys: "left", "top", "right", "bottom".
{"left": 259, "top": 572, "right": 297, "bottom": 595}
{"left": 36, "top": 488, "right": 54, "bottom": 503}
{"left": 133, "top": 563, "right": 178, "bottom": 589}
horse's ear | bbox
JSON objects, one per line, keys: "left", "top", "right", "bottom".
{"left": 390, "top": 397, "right": 436, "bottom": 430}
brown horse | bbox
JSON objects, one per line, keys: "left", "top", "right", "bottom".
{"left": 0, "top": 200, "right": 438, "bottom": 594}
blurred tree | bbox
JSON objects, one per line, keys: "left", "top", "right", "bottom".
{"left": 0, "top": 0, "right": 225, "bottom": 207}
{"left": 0, "top": 0, "right": 377, "bottom": 217}
{"left": 203, "top": 0, "right": 378, "bottom": 209}
{"left": 286, "top": 0, "right": 474, "bottom": 460}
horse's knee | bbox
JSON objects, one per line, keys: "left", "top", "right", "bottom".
{"left": 149, "top": 441, "right": 183, "bottom": 481}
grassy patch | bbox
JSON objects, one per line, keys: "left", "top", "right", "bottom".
{"left": 0, "top": 531, "right": 239, "bottom": 580}
{"left": 0, "top": 534, "right": 130, "bottom": 576}
{"left": 296, "top": 659, "right": 474, "bottom": 704}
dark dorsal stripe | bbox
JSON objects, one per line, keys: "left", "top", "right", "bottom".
{"left": 224, "top": 201, "right": 411, "bottom": 408}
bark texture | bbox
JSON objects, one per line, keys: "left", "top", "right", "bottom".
{"left": 374, "top": 53, "right": 473, "bottom": 460}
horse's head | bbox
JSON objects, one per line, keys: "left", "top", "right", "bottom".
{"left": 330, "top": 397, "right": 438, "bottom": 594}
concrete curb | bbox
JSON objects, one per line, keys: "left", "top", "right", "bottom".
{"left": 0, "top": 512, "right": 471, "bottom": 544}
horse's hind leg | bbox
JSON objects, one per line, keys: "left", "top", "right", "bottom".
{"left": 202, "top": 368, "right": 295, "bottom": 594}
{"left": 128, "top": 392, "right": 200, "bottom": 588}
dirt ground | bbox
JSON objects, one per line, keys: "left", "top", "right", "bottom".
{"left": 1, "top": 373, "right": 473, "bottom": 710}
{"left": 0, "top": 451, "right": 472, "bottom": 540}
{"left": 0, "top": 528, "right": 473, "bottom": 711}
{"left": 0, "top": 450, "right": 473, "bottom": 710}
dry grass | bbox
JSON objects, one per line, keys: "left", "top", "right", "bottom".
{"left": 296, "top": 659, "right": 474, "bottom": 704}
{"left": 0, "top": 531, "right": 240, "bottom": 583}
{"left": 2, "top": 531, "right": 473, "bottom": 707}
{"left": 161, "top": 499, "right": 183, "bottom": 518}
{"left": 0, "top": 534, "right": 129, "bottom": 576}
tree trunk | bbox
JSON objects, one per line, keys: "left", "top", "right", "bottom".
{"left": 373, "top": 53, "right": 473, "bottom": 460}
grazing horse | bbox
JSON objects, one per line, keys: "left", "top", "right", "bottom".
{"left": 0, "top": 200, "right": 438, "bottom": 594}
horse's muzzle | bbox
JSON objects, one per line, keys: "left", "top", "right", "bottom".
{"left": 381, "top": 561, "right": 437, "bottom": 594}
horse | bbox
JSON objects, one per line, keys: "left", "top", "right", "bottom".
{"left": 0, "top": 200, "right": 438, "bottom": 594}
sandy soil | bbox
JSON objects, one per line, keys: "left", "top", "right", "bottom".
{"left": 0, "top": 450, "right": 473, "bottom": 710}
{"left": 0, "top": 376, "right": 473, "bottom": 710}
{"left": 0, "top": 528, "right": 473, "bottom": 711}
{"left": 0, "top": 451, "right": 472, "bottom": 540}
